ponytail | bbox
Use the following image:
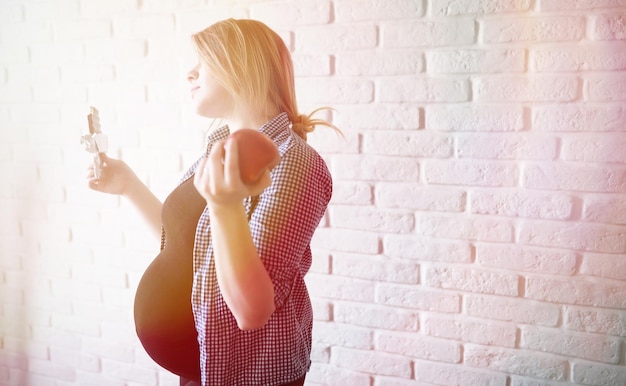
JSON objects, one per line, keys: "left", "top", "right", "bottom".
{"left": 290, "top": 107, "right": 342, "bottom": 141}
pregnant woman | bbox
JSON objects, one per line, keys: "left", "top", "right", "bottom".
{"left": 86, "top": 18, "right": 339, "bottom": 386}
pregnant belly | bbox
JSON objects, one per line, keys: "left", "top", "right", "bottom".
{"left": 134, "top": 247, "right": 200, "bottom": 381}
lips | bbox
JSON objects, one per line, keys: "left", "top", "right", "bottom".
{"left": 190, "top": 86, "right": 200, "bottom": 96}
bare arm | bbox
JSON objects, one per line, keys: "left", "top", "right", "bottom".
{"left": 121, "top": 176, "right": 163, "bottom": 239}
{"left": 193, "top": 141, "right": 276, "bottom": 330}
{"left": 88, "top": 154, "right": 163, "bottom": 239}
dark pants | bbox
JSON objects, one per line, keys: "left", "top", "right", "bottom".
{"left": 180, "top": 374, "right": 306, "bottom": 386}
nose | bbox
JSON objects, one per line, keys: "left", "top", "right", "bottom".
{"left": 187, "top": 65, "right": 199, "bottom": 82}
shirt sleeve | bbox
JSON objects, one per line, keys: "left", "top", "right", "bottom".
{"left": 248, "top": 138, "right": 332, "bottom": 309}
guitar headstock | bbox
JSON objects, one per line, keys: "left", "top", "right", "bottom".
{"left": 82, "top": 106, "right": 107, "bottom": 179}
{"left": 87, "top": 106, "right": 101, "bottom": 135}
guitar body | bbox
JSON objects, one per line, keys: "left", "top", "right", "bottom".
{"left": 134, "top": 178, "right": 205, "bottom": 381}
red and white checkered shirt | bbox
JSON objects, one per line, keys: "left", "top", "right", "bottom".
{"left": 178, "top": 113, "right": 332, "bottom": 385}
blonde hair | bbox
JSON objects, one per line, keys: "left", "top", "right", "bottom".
{"left": 191, "top": 18, "right": 340, "bottom": 141}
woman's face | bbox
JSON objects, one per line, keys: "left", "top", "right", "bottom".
{"left": 187, "top": 61, "right": 234, "bottom": 118}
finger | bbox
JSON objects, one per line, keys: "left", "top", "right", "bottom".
{"left": 193, "top": 157, "right": 209, "bottom": 190}
{"left": 208, "top": 140, "right": 226, "bottom": 184}
{"left": 223, "top": 138, "right": 240, "bottom": 185}
{"left": 248, "top": 169, "right": 272, "bottom": 196}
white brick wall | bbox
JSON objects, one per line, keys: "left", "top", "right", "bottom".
{"left": 1, "top": 0, "right": 625, "bottom": 385}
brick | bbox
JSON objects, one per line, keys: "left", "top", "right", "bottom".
{"left": 415, "top": 213, "right": 514, "bottom": 242}
{"left": 415, "top": 360, "right": 508, "bottom": 386}
{"left": 584, "top": 194, "right": 626, "bottom": 224}
{"left": 310, "top": 249, "right": 330, "bottom": 274}
{"left": 592, "top": 12, "right": 626, "bottom": 40}
{"left": 311, "top": 227, "right": 379, "bottom": 254}
{"left": 375, "top": 376, "right": 423, "bottom": 386}
{"left": 378, "top": 76, "right": 470, "bottom": 103}
{"left": 541, "top": 0, "right": 626, "bottom": 10}
{"left": 457, "top": 133, "right": 558, "bottom": 160}
{"left": 331, "top": 205, "right": 415, "bottom": 233}
{"left": 580, "top": 252, "right": 626, "bottom": 280}
{"left": 475, "top": 75, "right": 580, "bottom": 102}
{"left": 333, "top": 103, "right": 422, "bottom": 130}
{"left": 306, "top": 273, "right": 375, "bottom": 302}
{"left": 482, "top": 16, "right": 585, "bottom": 43}
{"left": 377, "top": 331, "right": 461, "bottom": 363}
{"left": 101, "top": 359, "right": 158, "bottom": 384}
{"left": 376, "top": 183, "right": 465, "bottom": 211}
{"left": 332, "top": 346, "right": 413, "bottom": 378}
{"left": 11, "top": 104, "right": 61, "bottom": 125}
{"left": 27, "top": 358, "right": 76, "bottom": 382}
{"left": 425, "top": 265, "right": 519, "bottom": 296}
{"left": 565, "top": 306, "right": 626, "bottom": 337}
{"left": 383, "top": 235, "right": 472, "bottom": 262}
{"left": 25, "top": 0, "right": 79, "bottom": 20}
{"left": 523, "top": 162, "right": 626, "bottom": 193}
{"left": 49, "top": 347, "right": 100, "bottom": 373}
{"left": 425, "top": 159, "right": 519, "bottom": 188}
{"left": 444, "top": 1, "right": 533, "bottom": 15}
{"left": 526, "top": 276, "right": 626, "bottom": 309}
{"left": 30, "top": 41, "right": 84, "bottom": 64}
{"left": 533, "top": 43, "right": 626, "bottom": 72}
{"left": 55, "top": 20, "right": 112, "bottom": 41}
{"left": 562, "top": 133, "right": 626, "bottom": 163}
{"left": 376, "top": 284, "right": 461, "bottom": 313}
{"left": 476, "top": 244, "right": 578, "bottom": 275}
{"left": 469, "top": 189, "right": 575, "bottom": 220}
{"left": 75, "top": 371, "right": 127, "bottom": 386}
{"left": 337, "top": 49, "right": 423, "bottom": 76}
{"left": 428, "top": 48, "right": 526, "bottom": 73}
{"left": 0, "top": 85, "right": 31, "bottom": 103}
{"left": 465, "top": 294, "right": 560, "bottom": 326}
{"left": 426, "top": 104, "right": 524, "bottom": 132}
{"left": 334, "top": 301, "right": 419, "bottom": 331}
{"left": 2, "top": 21, "right": 53, "bottom": 43}
{"left": 572, "top": 362, "right": 626, "bottom": 386}
{"left": 331, "top": 181, "right": 373, "bottom": 205}
{"left": 250, "top": 0, "right": 331, "bottom": 26}
{"left": 307, "top": 362, "right": 372, "bottom": 385}
{"left": 87, "top": 84, "right": 145, "bottom": 104}
{"left": 333, "top": 252, "right": 419, "bottom": 284}
{"left": 112, "top": 14, "right": 175, "bottom": 38}
{"left": 80, "top": 0, "right": 140, "bottom": 16}
{"left": 61, "top": 64, "right": 115, "bottom": 84}
{"left": 116, "top": 60, "right": 179, "bottom": 84}
{"left": 521, "top": 326, "right": 621, "bottom": 363}
{"left": 519, "top": 220, "right": 626, "bottom": 253}
{"left": 0, "top": 3, "right": 24, "bottom": 24}
{"left": 586, "top": 74, "right": 626, "bottom": 101}
{"left": 364, "top": 131, "right": 453, "bottom": 158}
{"left": 8, "top": 65, "right": 60, "bottom": 85}
{"left": 34, "top": 85, "right": 87, "bottom": 103}
{"left": 295, "top": 24, "right": 377, "bottom": 53}
{"left": 423, "top": 315, "right": 517, "bottom": 347}
{"left": 86, "top": 39, "right": 146, "bottom": 63}
{"left": 382, "top": 19, "right": 475, "bottom": 48}
{"left": 175, "top": 7, "right": 249, "bottom": 36}
{"left": 532, "top": 103, "right": 626, "bottom": 132}
{"left": 311, "top": 343, "right": 330, "bottom": 362}
{"left": 335, "top": 0, "right": 423, "bottom": 21}
{"left": 292, "top": 54, "right": 331, "bottom": 76}
{"left": 312, "top": 321, "right": 373, "bottom": 349}
{"left": 0, "top": 44, "right": 30, "bottom": 65}
{"left": 331, "top": 155, "right": 419, "bottom": 182}
{"left": 296, "top": 77, "right": 374, "bottom": 104}
{"left": 510, "top": 376, "right": 572, "bottom": 386}
{"left": 464, "top": 344, "right": 568, "bottom": 380}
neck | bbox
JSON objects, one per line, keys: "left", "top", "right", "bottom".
{"left": 225, "top": 104, "right": 279, "bottom": 133}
